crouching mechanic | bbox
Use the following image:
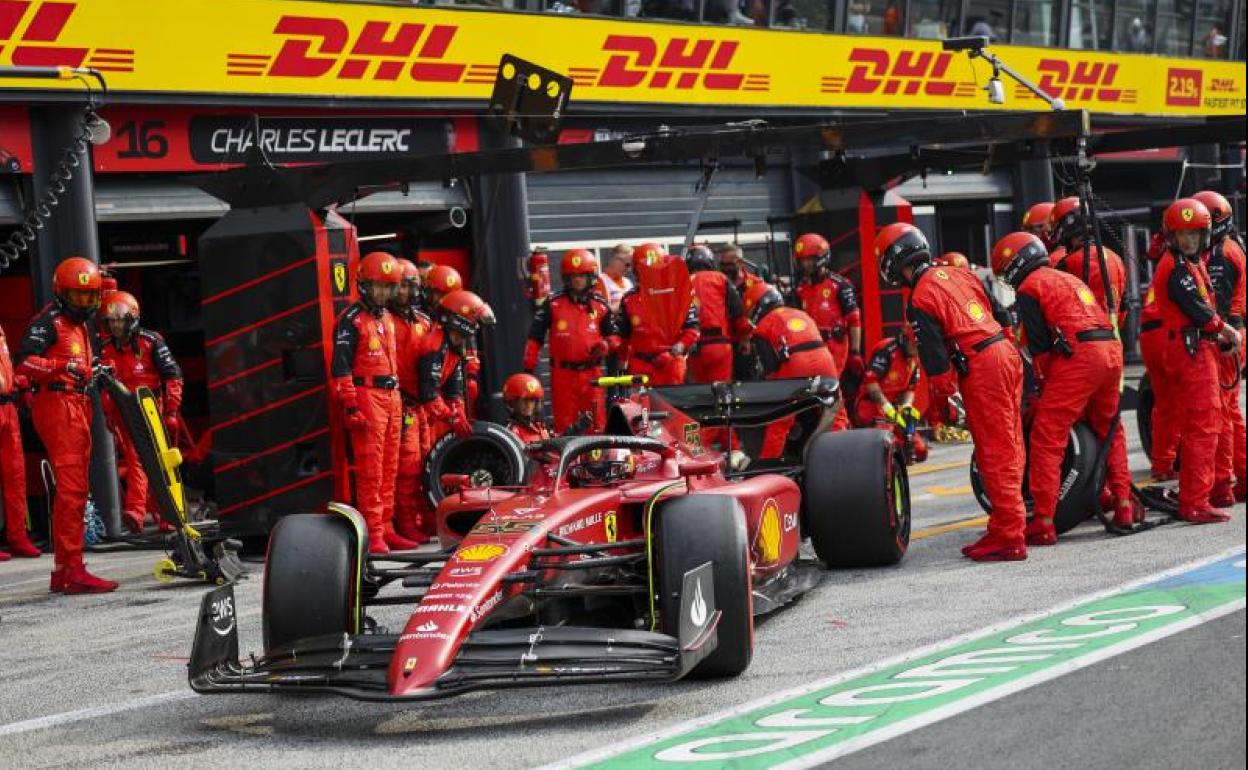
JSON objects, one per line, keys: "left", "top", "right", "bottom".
{"left": 855, "top": 327, "right": 927, "bottom": 463}
{"left": 18, "top": 257, "right": 118, "bottom": 592}
{"left": 741, "top": 281, "right": 837, "bottom": 458}
{"left": 503, "top": 372, "right": 551, "bottom": 444}
{"left": 333, "top": 252, "right": 404, "bottom": 555}
{"left": 992, "top": 232, "right": 1140, "bottom": 542}
{"left": 1153, "top": 199, "right": 1241, "bottom": 523}
{"left": 419, "top": 289, "right": 488, "bottom": 455}
{"left": 876, "top": 223, "right": 1028, "bottom": 562}
{"left": 98, "top": 291, "right": 184, "bottom": 534}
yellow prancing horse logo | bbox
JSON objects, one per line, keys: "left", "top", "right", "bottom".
{"left": 604, "top": 511, "right": 618, "bottom": 543}
{"left": 333, "top": 263, "right": 347, "bottom": 294}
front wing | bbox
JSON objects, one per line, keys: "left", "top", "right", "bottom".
{"left": 189, "top": 564, "right": 720, "bottom": 702}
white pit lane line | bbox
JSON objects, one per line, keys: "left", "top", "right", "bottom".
{"left": 0, "top": 691, "right": 197, "bottom": 738}
{"left": 539, "top": 544, "right": 1246, "bottom": 770}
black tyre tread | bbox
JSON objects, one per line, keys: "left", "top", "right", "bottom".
{"left": 262, "top": 514, "right": 356, "bottom": 654}
{"left": 804, "top": 429, "right": 909, "bottom": 568}
{"left": 656, "top": 495, "right": 752, "bottom": 679}
{"left": 422, "top": 421, "right": 529, "bottom": 506}
{"left": 1136, "top": 374, "right": 1154, "bottom": 459}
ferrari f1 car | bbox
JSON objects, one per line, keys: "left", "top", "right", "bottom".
{"left": 189, "top": 376, "right": 910, "bottom": 701}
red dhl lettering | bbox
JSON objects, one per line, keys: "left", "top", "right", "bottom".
{"left": 1035, "top": 59, "right": 1131, "bottom": 103}
{"left": 228, "top": 14, "right": 467, "bottom": 83}
{"left": 595, "top": 35, "right": 756, "bottom": 91}
{"left": 820, "top": 47, "right": 974, "bottom": 98}
{"left": 0, "top": 0, "right": 132, "bottom": 71}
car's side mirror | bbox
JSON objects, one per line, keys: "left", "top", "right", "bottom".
{"left": 678, "top": 458, "right": 719, "bottom": 478}
{"left": 440, "top": 473, "right": 471, "bottom": 494}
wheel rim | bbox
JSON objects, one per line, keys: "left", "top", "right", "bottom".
{"left": 890, "top": 452, "right": 911, "bottom": 548}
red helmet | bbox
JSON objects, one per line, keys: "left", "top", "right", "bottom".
{"left": 395, "top": 257, "right": 420, "bottom": 286}
{"left": 793, "top": 233, "right": 830, "bottom": 260}
{"left": 1047, "top": 197, "right": 1084, "bottom": 248}
{"left": 741, "top": 280, "right": 783, "bottom": 325}
{"left": 100, "top": 290, "right": 140, "bottom": 338}
{"left": 1192, "top": 190, "right": 1233, "bottom": 239}
{"left": 991, "top": 232, "right": 1049, "bottom": 288}
{"left": 358, "top": 251, "right": 401, "bottom": 284}
{"left": 52, "top": 256, "right": 103, "bottom": 320}
{"left": 935, "top": 251, "right": 970, "bottom": 269}
{"left": 632, "top": 242, "right": 666, "bottom": 267}
{"left": 1022, "top": 202, "right": 1054, "bottom": 232}
{"left": 437, "top": 289, "right": 487, "bottom": 337}
{"left": 874, "top": 223, "right": 931, "bottom": 287}
{"left": 561, "top": 249, "right": 599, "bottom": 276}
{"left": 503, "top": 372, "right": 544, "bottom": 402}
{"left": 1163, "top": 198, "right": 1212, "bottom": 256}
{"left": 426, "top": 264, "right": 462, "bottom": 295}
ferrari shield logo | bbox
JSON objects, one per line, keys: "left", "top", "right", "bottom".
{"left": 604, "top": 512, "right": 618, "bottom": 543}
{"left": 333, "top": 263, "right": 347, "bottom": 294}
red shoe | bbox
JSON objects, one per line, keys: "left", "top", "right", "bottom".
{"left": 961, "top": 532, "right": 1028, "bottom": 562}
{"left": 384, "top": 528, "right": 423, "bottom": 551}
{"left": 60, "top": 565, "right": 119, "bottom": 594}
{"left": 1112, "top": 499, "right": 1146, "bottom": 529}
{"left": 1097, "top": 487, "right": 1114, "bottom": 513}
{"left": 1235, "top": 480, "right": 1246, "bottom": 503}
{"left": 4, "top": 536, "right": 41, "bottom": 558}
{"left": 1210, "top": 484, "right": 1236, "bottom": 509}
{"left": 1150, "top": 469, "right": 1177, "bottom": 483}
{"left": 368, "top": 532, "right": 391, "bottom": 556}
{"left": 1177, "top": 508, "right": 1233, "bottom": 525}
{"left": 1024, "top": 517, "right": 1057, "bottom": 547}
{"left": 50, "top": 568, "right": 65, "bottom": 593}
{"left": 157, "top": 519, "right": 175, "bottom": 533}
{"left": 122, "top": 510, "right": 145, "bottom": 534}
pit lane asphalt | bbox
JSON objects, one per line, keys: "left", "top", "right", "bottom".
{"left": 1, "top": 392, "right": 1243, "bottom": 770}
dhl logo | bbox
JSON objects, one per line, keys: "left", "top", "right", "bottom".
{"left": 0, "top": 0, "right": 133, "bottom": 72}
{"left": 821, "top": 48, "right": 976, "bottom": 98}
{"left": 227, "top": 14, "right": 495, "bottom": 85}
{"left": 568, "top": 35, "right": 768, "bottom": 92}
{"left": 1018, "top": 59, "right": 1137, "bottom": 104}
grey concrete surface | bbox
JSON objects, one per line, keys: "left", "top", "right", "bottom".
{"left": 0, "top": 393, "right": 1243, "bottom": 770}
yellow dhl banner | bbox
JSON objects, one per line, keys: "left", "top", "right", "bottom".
{"left": 0, "top": 0, "right": 1243, "bottom": 117}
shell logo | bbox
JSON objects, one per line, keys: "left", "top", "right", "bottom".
{"left": 822, "top": 288, "right": 832, "bottom": 298}
{"left": 786, "top": 317, "right": 807, "bottom": 332}
{"left": 966, "top": 300, "right": 986, "bottom": 322}
{"left": 369, "top": 337, "right": 381, "bottom": 351}
{"left": 887, "top": 370, "right": 899, "bottom": 382}
{"left": 1001, "top": 247, "right": 1014, "bottom": 258}
{"left": 630, "top": 315, "right": 641, "bottom": 326}
{"left": 1145, "top": 287, "right": 1154, "bottom": 305}
{"left": 935, "top": 269, "right": 950, "bottom": 280}
{"left": 758, "top": 499, "right": 781, "bottom": 564}
{"left": 456, "top": 543, "right": 507, "bottom": 562}
{"left": 70, "top": 343, "right": 82, "bottom": 355}
{"left": 77, "top": 272, "right": 90, "bottom": 286}
{"left": 1077, "top": 287, "right": 1096, "bottom": 306}
{"left": 556, "top": 319, "right": 568, "bottom": 331}
{"left": 1181, "top": 208, "right": 1194, "bottom": 222}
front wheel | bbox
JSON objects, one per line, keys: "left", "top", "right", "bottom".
{"left": 262, "top": 513, "right": 361, "bottom": 654}
{"left": 803, "top": 429, "right": 910, "bottom": 568}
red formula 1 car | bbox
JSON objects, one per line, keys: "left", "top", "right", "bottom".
{"left": 189, "top": 377, "right": 910, "bottom": 701}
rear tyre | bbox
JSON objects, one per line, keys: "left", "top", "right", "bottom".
{"left": 262, "top": 514, "right": 359, "bottom": 654}
{"left": 803, "top": 429, "right": 909, "bottom": 567}
{"left": 422, "top": 421, "right": 529, "bottom": 506}
{"left": 969, "top": 421, "right": 1101, "bottom": 534}
{"left": 656, "top": 495, "right": 752, "bottom": 679}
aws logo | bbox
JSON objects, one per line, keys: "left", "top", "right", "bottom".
{"left": 227, "top": 14, "right": 493, "bottom": 85}
{"left": 572, "top": 35, "right": 768, "bottom": 93}
{"left": 1023, "top": 59, "right": 1137, "bottom": 105}
{"left": 0, "top": 1, "right": 133, "bottom": 72}
{"left": 822, "top": 48, "right": 975, "bottom": 99}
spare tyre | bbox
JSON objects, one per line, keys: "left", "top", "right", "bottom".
{"left": 969, "top": 420, "right": 1101, "bottom": 534}
{"left": 420, "top": 421, "right": 530, "bottom": 506}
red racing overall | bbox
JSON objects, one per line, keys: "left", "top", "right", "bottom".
{"left": 795, "top": 272, "right": 861, "bottom": 376}
{"left": 100, "top": 328, "right": 183, "bottom": 528}
{"left": 508, "top": 417, "right": 551, "bottom": 445}
{"left": 1015, "top": 265, "right": 1131, "bottom": 539}
{"left": 417, "top": 324, "right": 468, "bottom": 456}
{"left": 393, "top": 304, "right": 433, "bottom": 541}
{"left": 1152, "top": 250, "right": 1229, "bottom": 516}
{"left": 908, "top": 266, "right": 1027, "bottom": 545}
{"left": 17, "top": 304, "right": 96, "bottom": 571}
{"left": 1056, "top": 244, "right": 1127, "bottom": 322}
{"left": 618, "top": 289, "right": 699, "bottom": 387}
{"left": 1138, "top": 285, "right": 1180, "bottom": 479}
{"left": 1206, "top": 234, "right": 1246, "bottom": 502}
{"left": 524, "top": 291, "right": 615, "bottom": 433}
{"left": 752, "top": 306, "right": 837, "bottom": 457}
{"left": 1, "top": 326, "right": 37, "bottom": 557}
{"left": 332, "top": 302, "right": 402, "bottom": 548}
{"left": 855, "top": 335, "right": 928, "bottom": 462}
{"left": 688, "top": 270, "right": 747, "bottom": 383}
